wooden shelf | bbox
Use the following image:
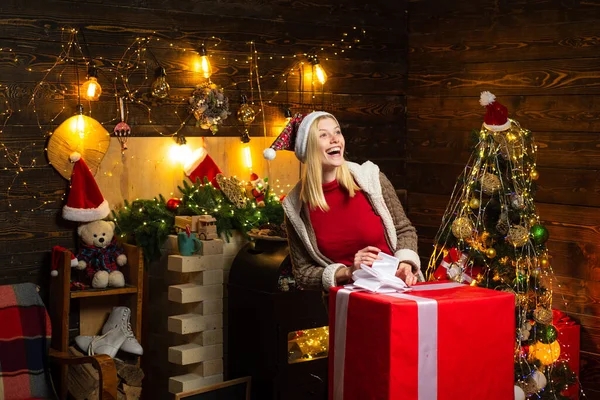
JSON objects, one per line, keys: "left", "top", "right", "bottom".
{"left": 70, "top": 285, "right": 138, "bottom": 298}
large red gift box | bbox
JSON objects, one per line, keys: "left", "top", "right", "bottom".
{"left": 553, "top": 310, "right": 581, "bottom": 399}
{"left": 329, "top": 283, "right": 515, "bottom": 400}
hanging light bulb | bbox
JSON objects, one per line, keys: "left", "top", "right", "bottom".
{"left": 169, "top": 135, "right": 193, "bottom": 165}
{"left": 151, "top": 66, "right": 170, "bottom": 98}
{"left": 81, "top": 66, "right": 102, "bottom": 101}
{"left": 241, "top": 131, "right": 253, "bottom": 171}
{"left": 311, "top": 56, "right": 327, "bottom": 85}
{"left": 193, "top": 45, "right": 212, "bottom": 79}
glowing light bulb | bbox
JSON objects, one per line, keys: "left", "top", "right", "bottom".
{"left": 81, "top": 67, "right": 102, "bottom": 101}
{"left": 194, "top": 45, "right": 212, "bottom": 79}
{"left": 311, "top": 56, "right": 327, "bottom": 85}
{"left": 169, "top": 136, "right": 193, "bottom": 164}
{"left": 75, "top": 114, "right": 86, "bottom": 139}
{"left": 241, "top": 131, "right": 252, "bottom": 170}
{"left": 152, "top": 67, "right": 170, "bottom": 98}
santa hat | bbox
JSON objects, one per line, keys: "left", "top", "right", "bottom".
{"left": 51, "top": 245, "right": 78, "bottom": 277}
{"left": 479, "top": 91, "right": 511, "bottom": 131}
{"left": 184, "top": 147, "right": 222, "bottom": 188}
{"left": 62, "top": 152, "right": 110, "bottom": 222}
{"left": 263, "top": 111, "right": 334, "bottom": 163}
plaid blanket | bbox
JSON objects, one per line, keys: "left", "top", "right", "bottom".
{"left": 0, "top": 283, "right": 52, "bottom": 400}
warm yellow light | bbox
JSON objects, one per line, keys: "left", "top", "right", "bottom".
{"left": 169, "top": 143, "right": 193, "bottom": 165}
{"left": 74, "top": 114, "right": 86, "bottom": 139}
{"left": 193, "top": 46, "right": 212, "bottom": 79}
{"left": 81, "top": 77, "right": 102, "bottom": 101}
{"left": 52, "top": 110, "right": 108, "bottom": 147}
{"left": 314, "top": 63, "right": 327, "bottom": 85}
{"left": 242, "top": 144, "right": 253, "bottom": 170}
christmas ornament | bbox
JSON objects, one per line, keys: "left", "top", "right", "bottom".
{"left": 189, "top": 82, "right": 230, "bottom": 134}
{"left": 539, "top": 324, "right": 558, "bottom": 344}
{"left": 530, "top": 370, "right": 547, "bottom": 391}
{"left": 507, "top": 225, "right": 529, "bottom": 247}
{"left": 518, "top": 321, "right": 533, "bottom": 341}
{"left": 480, "top": 172, "right": 501, "bottom": 195}
{"left": 496, "top": 211, "right": 510, "bottom": 235}
{"left": 469, "top": 197, "right": 480, "bottom": 209}
{"left": 530, "top": 169, "right": 539, "bottom": 180}
{"left": 114, "top": 97, "right": 131, "bottom": 153}
{"left": 510, "top": 193, "right": 525, "bottom": 210}
{"left": 514, "top": 385, "right": 525, "bottom": 400}
{"left": 236, "top": 95, "right": 256, "bottom": 126}
{"left": 528, "top": 340, "right": 560, "bottom": 366}
{"left": 528, "top": 216, "right": 538, "bottom": 226}
{"left": 485, "top": 248, "right": 497, "bottom": 258}
{"left": 539, "top": 255, "right": 550, "bottom": 268}
{"left": 216, "top": 174, "right": 246, "bottom": 208}
{"left": 451, "top": 217, "right": 473, "bottom": 240}
{"left": 530, "top": 224, "right": 549, "bottom": 245}
{"left": 519, "top": 378, "right": 539, "bottom": 396}
{"left": 533, "top": 307, "right": 553, "bottom": 325}
{"left": 166, "top": 198, "right": 182, "bottom": 211}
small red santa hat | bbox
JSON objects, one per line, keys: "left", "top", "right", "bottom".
{"left": 51, "top": 245, "right": 78, "bottom": 277}
{"left": 62, "top": 152, "right": 110, "bottom": 222}
{"left": 263, "top": 111, "right": 335, "bottom": 163}
{"left": 184, "top": 147, "right": 222, "bottom": 188}
{"left": 479, "top": 91, "right": 511, "bottom": 131}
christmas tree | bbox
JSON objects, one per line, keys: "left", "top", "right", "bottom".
{"left": 427, "top": 92, "right": 577, "bottom": 399}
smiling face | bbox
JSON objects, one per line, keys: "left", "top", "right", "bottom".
{"left": 316, "top": 117, "right": 345, "bottom": 179}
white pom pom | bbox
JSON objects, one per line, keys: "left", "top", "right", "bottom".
{"left": 514, "top": 385, "right": 525, "bottom": 400}
{"left": 479, "top": 91, "right": 496, "bottom": 107}
{"left": 70, "top": 152, "right": 81, "bottom": 162}
{"left": 263, "top": 148, "right": 276, "bottom": 160}
{"left": 531, "top": 370, "right": 547, "bottom": 390}
{"left": 51, "top": 270, "right": 58, "bottom": 277}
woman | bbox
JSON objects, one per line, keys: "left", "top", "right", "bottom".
{"left": 264, "top": 111, "right": 423, "bottom": 292}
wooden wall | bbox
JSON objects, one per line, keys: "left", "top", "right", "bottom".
{"left": 407, "top": 0, "right": 600, "bottom": 395}
{"left": 0, "top": 0, "right": 408, "bottom": 285}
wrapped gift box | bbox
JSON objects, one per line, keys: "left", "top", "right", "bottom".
{"left": 329, "top": 283, "right": 515, "bottom": 400}
{"left": 553, "top": 310, "right": 581, "bottom": 399}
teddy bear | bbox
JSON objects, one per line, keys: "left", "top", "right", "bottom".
{"left": 75, "top": 220, "right": 127, "bottom": 289}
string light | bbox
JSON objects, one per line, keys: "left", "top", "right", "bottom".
{"left": 81, "top": 66, "right": 102, "bottom": 101}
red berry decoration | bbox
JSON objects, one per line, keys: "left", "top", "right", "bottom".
{"left": 166, "top": 198, "right": 182, "bottom": 211}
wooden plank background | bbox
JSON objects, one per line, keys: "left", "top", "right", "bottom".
{"left": 0, "top": 0, "right": 408, "bottom": 397}
{"left": 408, "top": 0, "right": 600, "bottom": 395}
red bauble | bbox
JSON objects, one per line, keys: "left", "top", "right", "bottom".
{"left": 166, "top": 198, "right": 182, "bottom": 211}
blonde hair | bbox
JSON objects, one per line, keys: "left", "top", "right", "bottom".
{"left": 300, "top": 115, "right": 360, "bottom": 211}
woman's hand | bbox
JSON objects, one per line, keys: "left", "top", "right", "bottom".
{"left": 352, "top": 246, "right": 382, "bottom": 271}
{"left": 335, "top": 266, "right": 352, "bottom": 286}
{"left": 396, "top": 262, "right": 418, "bottom": 286}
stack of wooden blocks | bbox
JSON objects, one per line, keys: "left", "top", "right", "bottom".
{"left": 164, "top": 216, "right": 246, "bottom": 395}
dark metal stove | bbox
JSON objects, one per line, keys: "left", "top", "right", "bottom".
{"left": 228, "top": 237, "right": 329, "bottom": 400}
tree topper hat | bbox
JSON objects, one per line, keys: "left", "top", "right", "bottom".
{"left": 480, "top": 91, "right": 511, "bottom": 131}
{"left": 263, "top": 111, "right": 334, "bottom": 163}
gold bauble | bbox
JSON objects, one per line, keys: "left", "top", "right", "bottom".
{"left": 533, "top": 307, "right": 553, "bottom": 325}
{"left": 540, "top": 256, "right": 550, "bottom": 268}
{"left": 528, "top": 217, "right": 538, "bottom": 226}
{"left": 528, "top": 340, "right": 561, "bottom": 366}
{"left": 451, "top": 217, "right": 473, "bottom": 240}
{"left": 486, "top": 248, "right": 497, "bottom": 258}
{"left": 236, "top": 103, "right": 256, "bottom": 126}
{"left": 480, "top": 172, "right": 501, "bottom": 195}
{"left": 507, "top": 225, "right": 530, "bottom": 247}
{"left": 530, "top": 170, "right": 540, "bottom": 180}
{"left": 469, "top": 198, "right": 481, "bottom": 209}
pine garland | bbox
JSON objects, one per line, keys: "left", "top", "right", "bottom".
{"left": 112, "top": 177, "right": 284, "bottom": 263}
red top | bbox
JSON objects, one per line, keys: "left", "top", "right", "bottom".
{"left": 309, "top": 180, "right": 393, "bottom": 266}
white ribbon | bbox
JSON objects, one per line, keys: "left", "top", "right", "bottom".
{"left": 333, "top": 282, "right": 462, "bottom": 400}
